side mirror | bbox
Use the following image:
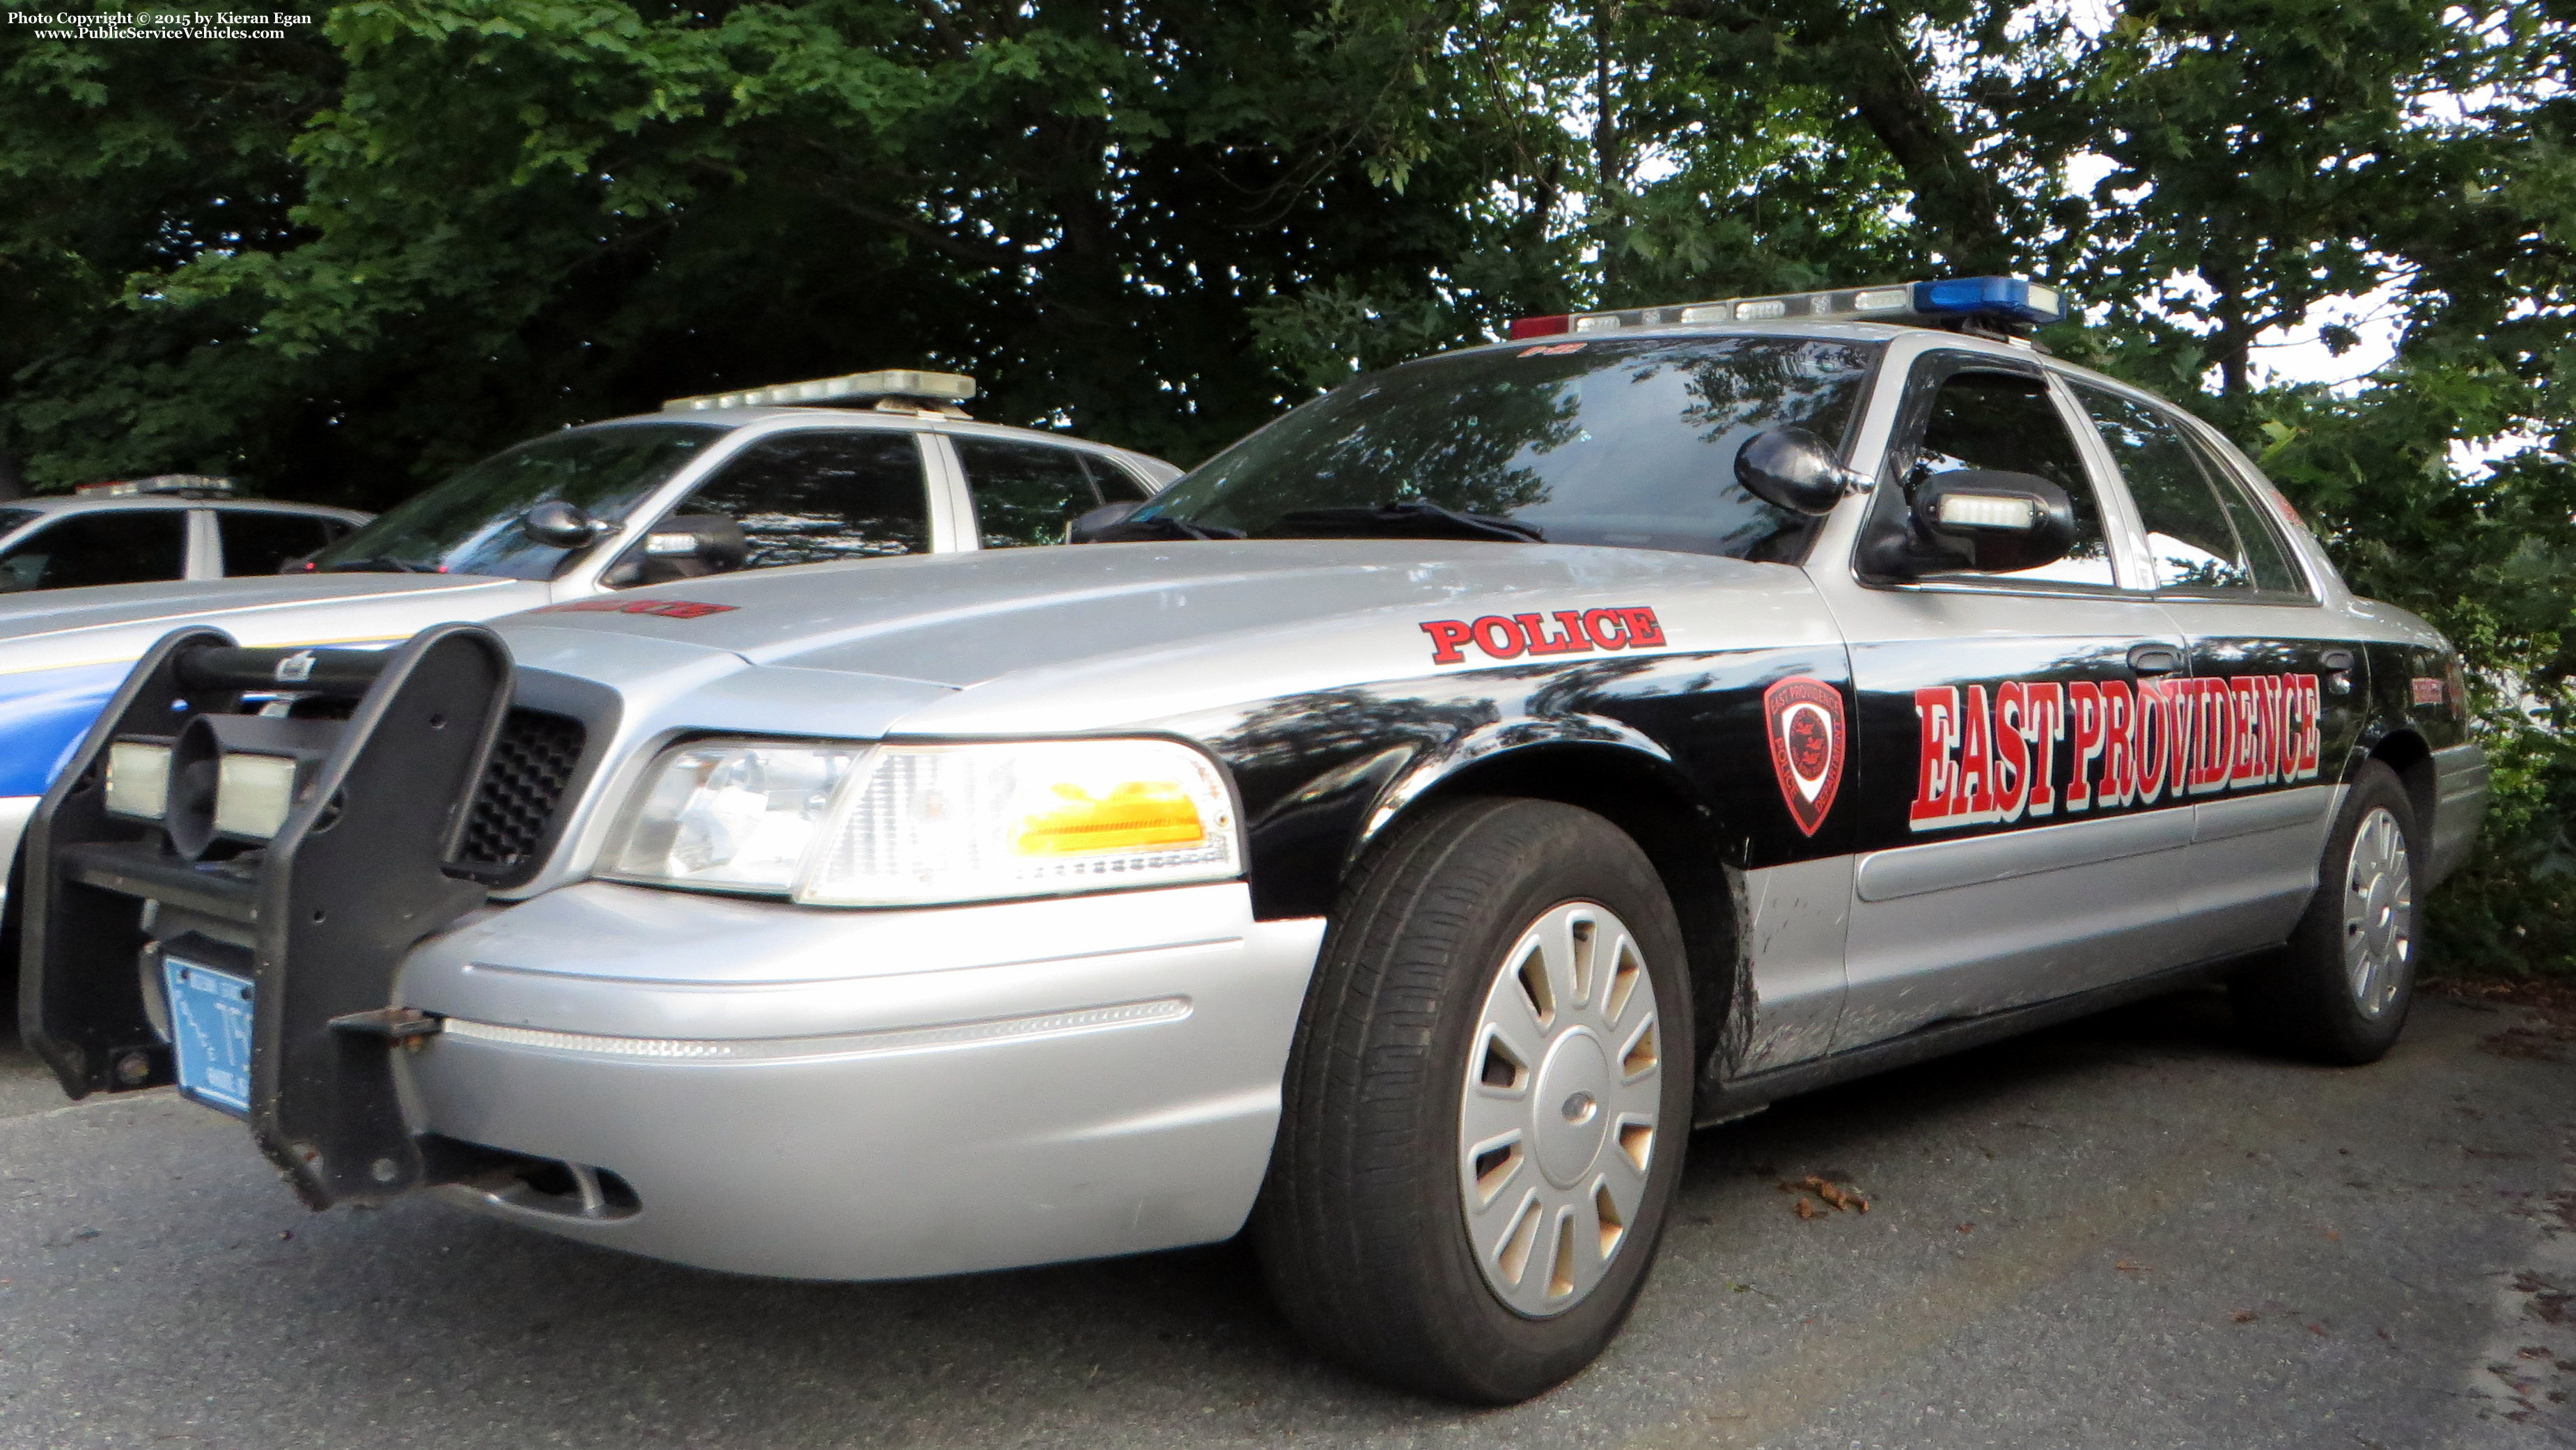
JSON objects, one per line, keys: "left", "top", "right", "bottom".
{"left": 1904, "top": 469, "right": 2077, "bottom": 574}
{"left": 1735, "top": 427, "right": 1870, "bottom": 516}
{"left": 522, "top": 499, "right": 609, "bottom": 548}
{"left": 642, "top": 515, "right": 749, "bottom": 572}
{"left": 1068, "top": 500, "right": 1141, "bottom": 543}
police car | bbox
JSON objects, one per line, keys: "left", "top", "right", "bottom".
{"left": 0, "top": 477, "right": 368, "bottom": 593}
{"left": 0, "top": 372, "right": 1173, "bottom": 950}
{"left": 19, "top": 280, "right": 2488, "bottom": 1405}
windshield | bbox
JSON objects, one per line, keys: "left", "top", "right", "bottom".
{"left": 0, "top": 508, "right": 37, "bottom": 538}
{"left": 1136, "top": 335, "right": 1881, "bottom": 559}
{"left": 309, "top": 423, "right": 722, "bottom": 579}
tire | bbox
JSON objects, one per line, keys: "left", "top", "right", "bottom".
{"left": 1253, "top": 796, "right": 1694, "bottom": 1404}
{"left": 2231, "top": 759, "right": 2421, "bottom": 1065}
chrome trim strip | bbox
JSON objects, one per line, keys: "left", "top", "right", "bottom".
{"left": 2191, "top": 786, "right": 2332, "bottom": 843}
{"left": 1855, "top": 806, "right": 2192, "bottom": 903}
{"left": 440, "top": 996, "right": 1192, "bottom": 1063}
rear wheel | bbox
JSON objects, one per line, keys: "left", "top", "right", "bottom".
{"left": 1254, "top": 797, "right": 1693, "bottom": 1404}
{"left": 2231, "top": 759, "right": 2420, "bottom": 1064}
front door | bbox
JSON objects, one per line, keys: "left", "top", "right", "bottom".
{"left": 1827, "top": 353, "right": 2194, "bottom": 1049}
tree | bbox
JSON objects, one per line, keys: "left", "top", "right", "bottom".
{"left": 3, "top": 0, "right": 2567, "bottom": 967}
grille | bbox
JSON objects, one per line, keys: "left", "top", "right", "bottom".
{"left": 454, "top": 708, "right": 586, "bottom": 877}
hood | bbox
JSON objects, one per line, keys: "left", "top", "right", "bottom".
{"left": 0, "top": 573, "right": 545, "bottom": 673}
{"left": 494, "top": 541, "right": 1840, "bottom": 735}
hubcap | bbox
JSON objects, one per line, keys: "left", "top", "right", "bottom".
{"left": 2343, "top": 806, "right": 2414, "bottom": 1018}
{"left": 1458, "top": 901, "right": 1661, "bottom": 1318}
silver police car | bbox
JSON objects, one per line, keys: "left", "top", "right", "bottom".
{"left": 20, "top": 279, "right": 2488, "bottom": 1404}
{"left": 0, "top": 372, "right": 1173, "bottom": 942}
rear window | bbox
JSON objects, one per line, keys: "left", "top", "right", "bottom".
{"left": 220, "top": 510, "right": 350, "bottom": 575}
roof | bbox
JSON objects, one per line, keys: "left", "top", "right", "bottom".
{"left": 1428, "top": 315, "right": 2175, "bottom": 393}
{"left": 1442, "top": 315, "right": 2029, "bottom": 357}
{"left": 577, "top": 407, "right": 1182, "bottom": 481}
{"left": 0, "top": 494, "right": 370, "bottom": 522}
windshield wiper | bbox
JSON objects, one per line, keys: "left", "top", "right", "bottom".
{"left": 1089, "top": 513, "right": 1247, "bottom": 543}
{"left": 1270, "top": 501, "right": 1544, "bottom": 544}
{"left": 319, "top": 556, "right": 443, "bottom": 574}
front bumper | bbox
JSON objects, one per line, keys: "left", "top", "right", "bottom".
{"left": 19, "top": 628, "right": 1325, "bottom": 1285}
{"left": 397, "top": 881, "right": 1322, "bottom": 1279}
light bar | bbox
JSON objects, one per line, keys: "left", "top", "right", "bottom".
{"left": 1506, "top": 276, "right": 2066, "bottom": 340}
{"left": 662, "top": 369, "right": 976, "bottom": 413}
{"left": 75, "top": 474, "right": 235, "bottom": 497}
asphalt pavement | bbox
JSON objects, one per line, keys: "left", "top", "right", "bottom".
{"left": 1, "top": 988, "right": 2569, "bottom": 1449}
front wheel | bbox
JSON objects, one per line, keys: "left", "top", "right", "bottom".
{"left": 2232, "top": 759, "right": 2421, "bottom": 1064}
{"left": 1253, "top": 797, "right": 1694, "bottom": 1404}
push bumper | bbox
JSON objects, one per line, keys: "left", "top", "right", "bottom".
{"left": 398, "top": 882, "right": 1322, "bottom": 1279}
{"left": 19, "top": 627, "right": 1325, "bottom": 1282}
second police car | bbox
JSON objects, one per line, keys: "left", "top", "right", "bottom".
{"left": 0, "top": 374, "right": 1171, "bottom": 956}
{"left": 19, "top": 278, "right": 2488, "bottom": 1403}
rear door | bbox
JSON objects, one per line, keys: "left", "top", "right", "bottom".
{"left": 2064, "top": 380, "right": 2363, "bottom": 961}
{"left": 951, "top": 435, "right": 1141, "bottom": 548}
{"left": 216, "top": 509, "right": 353, "bottom": 575}
{"left": 1825, "top": 350, "right": 2194, "bottom": 1048}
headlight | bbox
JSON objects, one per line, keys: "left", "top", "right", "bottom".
{"left": 602, "top": 740, "right": 866, "bottom": 892}
{"left": 798, "top": 739, "right": 1240, "bottom": 906}
{"left": 600, "top": 736, "right": 1241, "bottom": 906}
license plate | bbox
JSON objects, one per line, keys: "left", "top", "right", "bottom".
{"left": 164, "top": 956, "right": 255, "bottom": 1116}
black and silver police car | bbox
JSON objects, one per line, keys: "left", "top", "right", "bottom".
{"left": 20, "top": 276, "right": 2488, "bottom": 1403}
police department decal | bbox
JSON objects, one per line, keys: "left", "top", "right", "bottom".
{"left": 1763, "top": 676, "right": 1845, "bottom": 836}
{"left": 533, "top": 597, "right": 738, "bottom": 619}
{"left": 1419, "top": 606, "right": 1664, "bottom": 664}
{"left": 1909, "top": 673, "right": 2323, "bottom": 832}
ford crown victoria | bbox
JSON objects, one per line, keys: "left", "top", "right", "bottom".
{"left": 18, "top": 280, "right": 2487, "bottom": 1403}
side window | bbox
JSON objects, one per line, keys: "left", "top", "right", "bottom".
{"left": 955, "top": 436, "right": 1105, "bottom": 548}
{"left": 1091, "top": 461, "right": 1150, "bottom": 504}
{"left": 2075, "top": 386, "right": 2302, "bottom": 595}
{"left": 219, "top": 510, "right": 345, "bottom": 575}
{"left": 673, "top": 430, "right": 929, "bottom": 571}
{"left": 0, "top": 510, "right": 188, "bottom": 591}
{"left": 1905, "top": 369, "right": 2116, "bottom": 587}
{"left": 2180, "top": 432, "right": 2304, "bottom": 594}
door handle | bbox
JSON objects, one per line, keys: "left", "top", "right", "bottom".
{"left": 2320, "top": 646, "right": 2357, "bottom": 694}
{"left": 2127, "top": 642, "right": 2183, "bottom": 676}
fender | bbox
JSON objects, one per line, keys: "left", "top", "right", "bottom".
{"left": 1197, "top": 644, "right": 1857, "bottom": 921}
{"left": 1355, "top": 714, "right": 1682, "bottom": 855}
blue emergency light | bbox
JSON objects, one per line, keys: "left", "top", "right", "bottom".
{"left": 1506, "top": 275, "right": 2067, "bottom": 340}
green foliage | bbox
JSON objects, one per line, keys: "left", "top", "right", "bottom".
{"left": 1, "top": 0, "right": 2568, "bottom": 969}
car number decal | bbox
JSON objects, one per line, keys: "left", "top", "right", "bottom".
{"left": 1419, "top": 607, "right": 1664, "bottom": 665}
{"left": 2410, "top": 676, "right": 2446, "bottom": 706}
{"left": 1763, "top": 676, "right": 1845, "bottom": 836}
{"left": 532, "top": 597, "right": 738, "bottom": 619}
{"left": 1910, "top": 672, "right": 2323, "bottom": 832}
